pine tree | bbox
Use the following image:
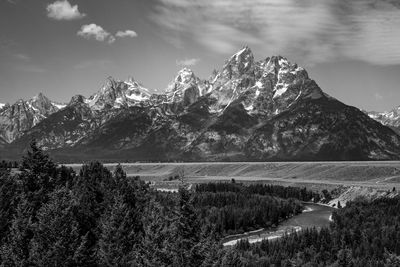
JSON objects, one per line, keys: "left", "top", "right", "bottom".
{"left": 141, "top": 200, "right": 174, "bottom": 266}
{"left": 113, "top": 164, "right": 126, "bottom": 184}
{"left": 97, "top": 194, "right": 142, "bottom": 266}
{"left": 0, "top": 172, "right": 19, "bottom": 243}
{"left": 29, "top": 188, "right": 80, "bottom": 266}
{"left": 20, "top": 140, "right": 57, "bottom": 194}
{"left": 173, "top": 185, "right": 202, "bottom": 266}
{"left": 1, "top": 140, "right": 58, "bottom": 265}
{"left": 220, "top": 248, "right": 243, "bottom": 266}
{"left": 0, "top": 198, "right": 34, "bottom": 266}
{"left": 336, "top": 248, "right": 353, "bottom": 267}
{"left": 73, "top": 232, "right": 97, "bottom": 266}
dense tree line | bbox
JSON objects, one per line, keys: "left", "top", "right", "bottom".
{"left": 193, "top": 188, "right": 303, "bottom": 235}
{"left": 231, "top": 197, "right": 400, "bottom": 266}
{"left": 1, "top": 142, "right": 300, "bottom": 266}
{"left": 154, "top": 183, "right": 305, "bottom": 237}
{"left": 2, "top": 142, "right": 400, "bottom": 266}
{"left": 0, "top": 142, "right": 221, "bottom": 266}
{"left": 0, "top": 161, "right": 18, "bottom": 177}
{"left": 195, "top": 182, "right": 321, "bottom": 203}
{"left": 0, "top": 160, "right": 18, "bottom": 169}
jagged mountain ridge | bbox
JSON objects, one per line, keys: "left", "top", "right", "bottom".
{"left": 0, "top": 93, "right": 66, "bottom": 145}
{"left": 83, "top": 77, "right": 153, "bottom": 110}
{"left": 3, "top": 47, "right": 400, "bottom": 161}
{"left": 367, "top": 107, "right": 400, "bottom": 135}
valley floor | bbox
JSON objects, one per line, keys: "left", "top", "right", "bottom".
{"left": 67, "top": 161, "right": 400, "bottom": 191}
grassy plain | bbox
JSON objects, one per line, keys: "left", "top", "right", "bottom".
{"left": 67, "top": 161, "right": 400, "bottom": 190}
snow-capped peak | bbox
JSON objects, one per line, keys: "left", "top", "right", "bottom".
{"left": 26, "top": 93, "right": 60, "bottom": 115}
{"left": 124, "top": 77, "right": 151, "bottom": 96}
{"left": 367, "top": 105, "right": 400, "bottom": 129}
{"left": 31, "top": 92, "right": 46, "bottom": 102}
{"left": 52, "top": 102, "right": 67, "bottom": 110}
{"left": 83, "top": 76, "right": 153, "bottom": 110}
{"left": 0, "top": 93, "right": 61, "bottom": 143}
{"left": 231, "top": 46, "right": 253, "bottom": 61}
{"left": 125, "top": 77, "right": 141, "bottom": 89}
{"left": 175, "top": 68, "right": 195, "bottom": 85}
{"left": 0, "top": 103, "right": 5, "bottom": 109}
{"left": 225, "top": 46, "right": 254, "bottom": 70}
{"left": 166, "top": 68, "right": 197, "bottom": 94}
{"left": 163, "top": 68, "right": 206, "bottom": 105}
{"left": 124, "top": 77, "right": 151, "bottom": 103}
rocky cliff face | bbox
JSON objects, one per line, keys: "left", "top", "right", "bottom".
{"left": 0, "top": 93, "right": 63, "bottom": 144}
{"left": 4, "top": 47, "right": 400, "bottom": 161}
{"left": 367, "top": 107, "right": 400, "bottom": 135}
{"left": 84, "top": 77, "right": 152, "bottom": 110}
{"left": 208, "top": 47, "right": 322, "bottom": 117}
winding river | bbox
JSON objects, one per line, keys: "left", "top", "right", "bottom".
{"left": 223, "top": 203, "right": 335, "bottom": 246}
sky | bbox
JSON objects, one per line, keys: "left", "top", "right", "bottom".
{"left": 1, "top": 0, "right": 400, "bottom": 112}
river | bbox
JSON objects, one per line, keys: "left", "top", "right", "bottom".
{"left": 223, "top": 203, "right": 335, "bottom": 246}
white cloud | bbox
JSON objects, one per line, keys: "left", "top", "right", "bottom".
{"left": 116, "top": 30, "right": 138, "bottom": 38}
{"left": 108, "top": 35, "right": 116, "bottom": 44}
{"left": 77, "top": 24, "right": 115, "bottom": 43}
{"left": 47, "top": 0, "right": 86, "bottom": 20}
{"left": 151, "top": 0, "right": 400, "bottom": 66}
{"left": 14, "top": 53, "right": 30, "bottom": 61}
{"left": 374, "top": 93, "right": 384, "bottom": 100}
{"left": 77, "top": 26, "right": 139, "bottom": 44}
{"left": 176, "top": 58, "right": 200, "bottom": 66}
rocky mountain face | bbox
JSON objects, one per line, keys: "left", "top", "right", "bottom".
{"left": 84, "top": 77, "right": 152, "bottom": 110}
{"left": 3, "top": 47, "right": 400, "bottom": 161}
{"left": 367, "top": 107, "right": 400, "bottom": 135}
{"left": 0, "top": 93, "right": 65, "bottom": 145}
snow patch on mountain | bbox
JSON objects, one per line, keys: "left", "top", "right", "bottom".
{"left": 367, "top": 106, "right": 400, "bottom": 133}
{"left": 273, "top": 84, "right": 289, "bottom": 99}
{"left": 232, "top": 47, "right": 250, "bottom": 62}
{"left": 0, "top": 93, "right": 61, "bottom": 143}
{"left": 278, "top": 58, "right": 289, "bottom": 66}
{"left": 126, "top": 93, "right": 149, "bottom": 102}
{"left": 255, "top": 81, "right": 263, "bottom": 88}
{"left": 81, "top": 77, "right": 153, "bottom": 110}
{"left": 52, "top": 102, "right": 66, "bottom": 110}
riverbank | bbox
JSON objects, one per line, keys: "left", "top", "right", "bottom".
{"left": 222, "top": 203, "right": 334, "bottom": 246}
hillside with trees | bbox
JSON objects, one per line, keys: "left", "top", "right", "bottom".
{"left": 1, "top": 142, "right": 400, "bottom": 266}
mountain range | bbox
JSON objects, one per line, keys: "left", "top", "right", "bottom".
{"left": 366, "top": 107, "right": 400, "bottom": 135}
{"left": 1, "top": 47, "right": 400, "bottom": 162}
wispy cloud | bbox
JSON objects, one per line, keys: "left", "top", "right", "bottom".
{"left": 116, "top": 30, "right": 138, "bottom": 38}
{"left": 176, "top": 58, "right": 200, "bottom": 67}
{"left": 77, "top": 24, "right": 115, "bottom": 44}
{"left": 0, "top": 37, "right": 31, "bottom": 62}
{"left": 47, "top": 0, "right": 86, "bottom": 21}
{"left": 14, "top": 53, "right": 30, "bottom": 61}
{"left": 374, "top": 93, "right": 384, "bottom": 100}
{"left": 151, "top": 0, "right": 400, "bottom": 66}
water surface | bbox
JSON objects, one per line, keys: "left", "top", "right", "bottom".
{"left": 223, "top": 203, "right": 334, "bottom": 246}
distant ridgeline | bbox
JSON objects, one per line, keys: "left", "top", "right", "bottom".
{"left": 2, "top": 47, "right": 400, "bottom": 161}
